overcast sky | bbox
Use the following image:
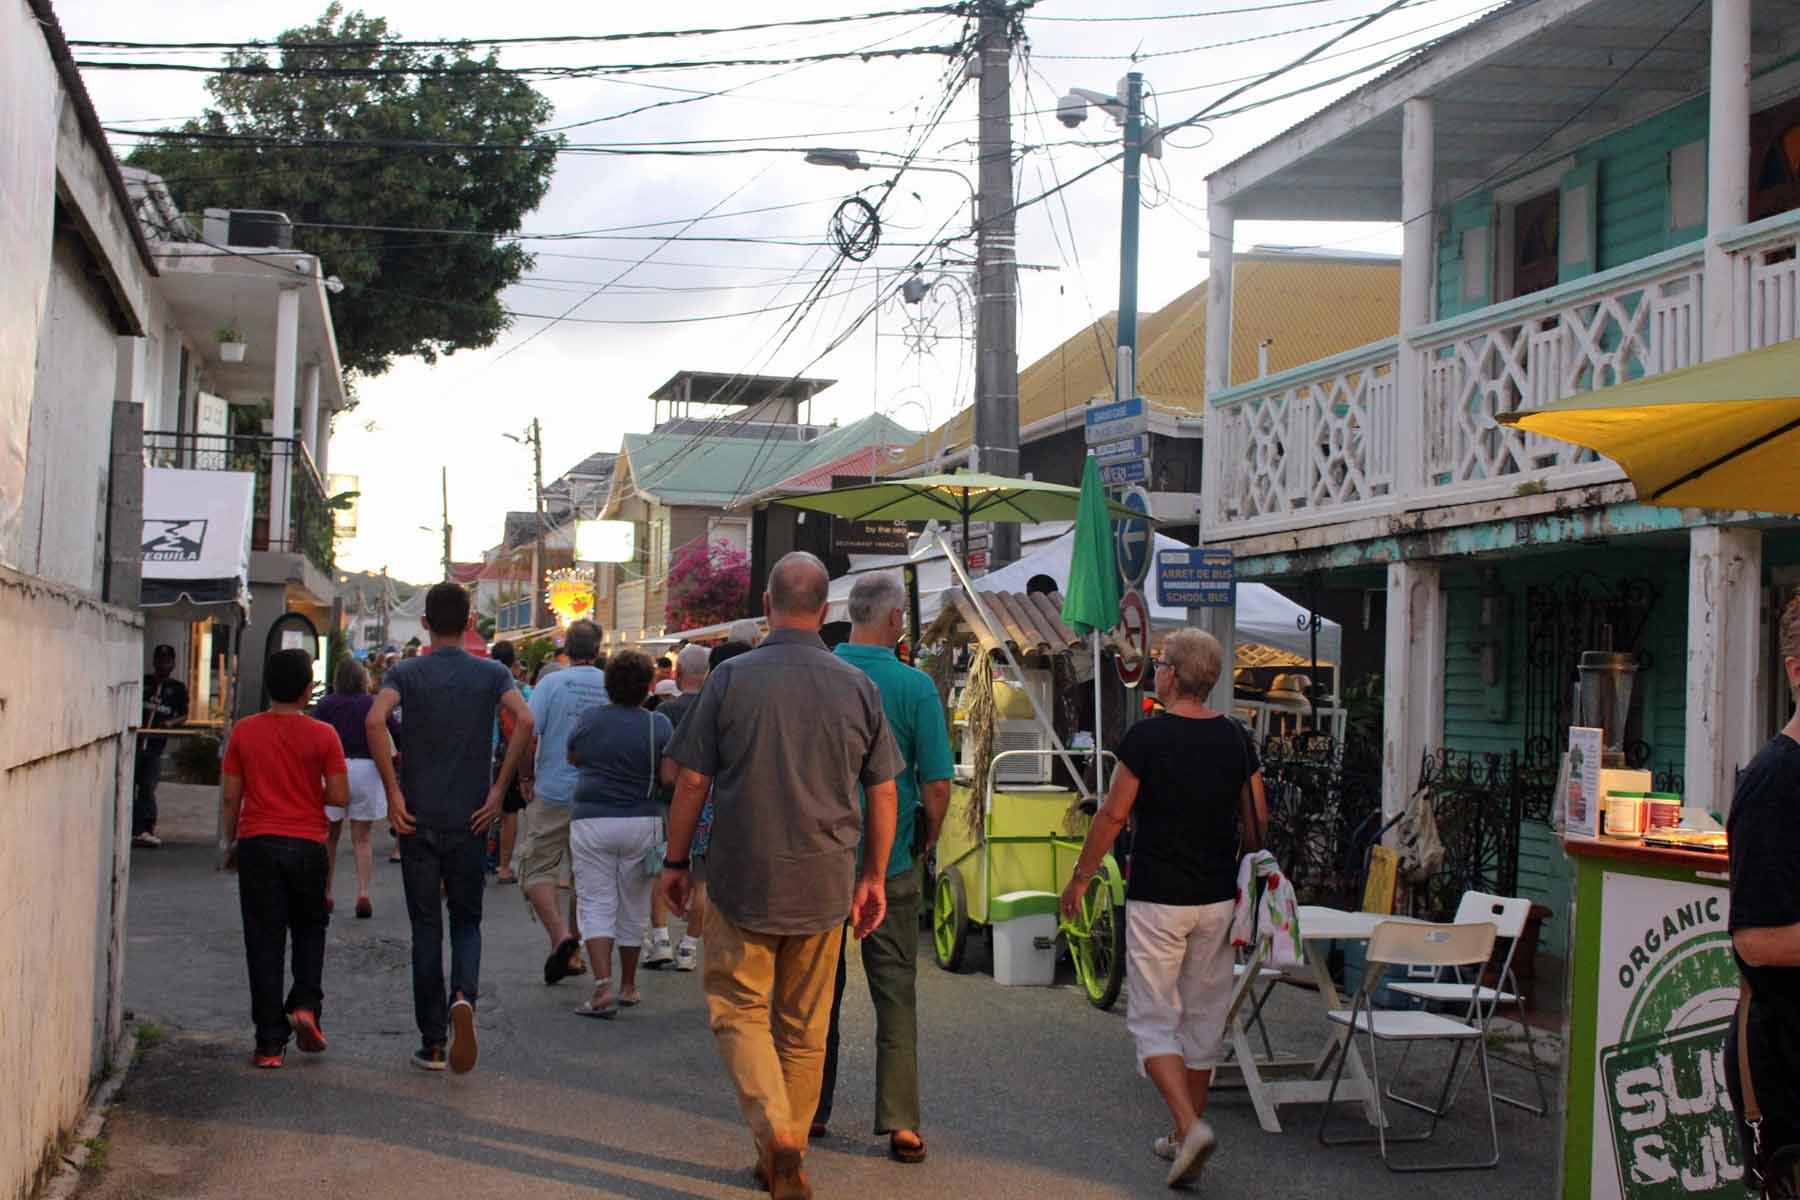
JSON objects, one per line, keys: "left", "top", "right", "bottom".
{"left": 65, "top": 0, "right": 1499, "bottom": 582}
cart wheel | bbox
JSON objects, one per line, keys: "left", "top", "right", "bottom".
{"left": 1070, "top": 872, "right": 1127, "bottom": 1010}
{"left": 933, "top": 866, "right": 969, "bottom": 972}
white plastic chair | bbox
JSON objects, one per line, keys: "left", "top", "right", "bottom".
{"left": 1318, "top": 920, "right": 1500, "bottom": 1172}
{"left": 1387, "top": 892, "right": 1549, "bottom": 1116}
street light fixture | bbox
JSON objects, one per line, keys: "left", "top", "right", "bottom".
{"left": 1055, "top": 73, "right": 1161, "bottom": 407}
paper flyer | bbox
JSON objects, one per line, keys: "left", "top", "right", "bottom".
{"left": 1566, "top": 726, "right": 1603, "bottom": 838}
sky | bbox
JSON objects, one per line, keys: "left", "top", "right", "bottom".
{"left": 65, "top": 0, "right": 1503, "bottom": 583}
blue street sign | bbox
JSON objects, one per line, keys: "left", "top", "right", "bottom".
{"left": 1116, "top": 487, "right": 1153, "bottom": 588}
{"left": 1158, "top": 547, "right": 1235, "bottom": 607}
{"left": 1100, "top": 459, "right": 1149, "bottom": 487}
{"left": 1091, "top": 433, "right": 1149, "bottom": 466}
{"left": 1085, "top": 396, "right": 1147, "bottom": 445}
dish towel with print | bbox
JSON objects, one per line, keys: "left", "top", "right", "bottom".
{"left": 1230, "top": 851, "right": 1303, "bottom": 969}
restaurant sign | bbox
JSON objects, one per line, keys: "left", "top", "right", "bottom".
{"left": 1595, "top": 872, "right": 1741, "bottom": 1198}
{"left": 829, "top": 473, "right": 909, "bottom": 555}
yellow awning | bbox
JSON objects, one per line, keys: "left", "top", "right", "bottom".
{"left": 1496, "top": 340, "right": 1800, "bottom": 514}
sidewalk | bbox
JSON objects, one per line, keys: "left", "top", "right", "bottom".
{"left": 85, "top": 788, "right": 1561, "bottom": 1198}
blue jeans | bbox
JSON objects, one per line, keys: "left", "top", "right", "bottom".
{"left": 400, "top": 826, "right": 484, "bottom": 1047}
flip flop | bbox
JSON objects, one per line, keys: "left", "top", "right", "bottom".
{"left": 574, "top": 981, "right": 617, "bottom": 1019}
{"left": 544, "top": 937, "right": 582, "bottom": 985}
{"left": 889, "top": 1133, "right": 927, "bottom": 1164}
{"left": 618, "top": 990, "right": 642, "bottom": 1008}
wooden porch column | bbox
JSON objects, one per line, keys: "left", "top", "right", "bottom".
{"left": 269, "top": 285, "right": 301, "bottom": 551}
{"left": 1685, "top": 525, "right": 1764, "bottom": 818}
{"left": 1395, "top": 96, "right": 1434, "bottom": 500}
{"left": 299, "top": 363, "right": 321, "bottom": 470}
{"left": 1197, "top": 191, "right": 1236, "bottom": 694}
{"left": 1382, "top": 560, "right": 1446, "bottom": 824}
{"left": 1705, "top": 0, "right": 1751, "bottom": 359}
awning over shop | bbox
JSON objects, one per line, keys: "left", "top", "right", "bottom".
{"left": 140, "top": 467, "right": 254, "bottom": 618}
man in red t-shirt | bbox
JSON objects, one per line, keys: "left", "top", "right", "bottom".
{"left": 222, "top": 648, "right": 348, "bottom": 1068}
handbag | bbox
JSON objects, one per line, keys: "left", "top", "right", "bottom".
{"left": 641, "top": 711, "right": 668, "bottom": 879}
{"left": 1738, "top": 981, "right": 1800, "bottom": 1197}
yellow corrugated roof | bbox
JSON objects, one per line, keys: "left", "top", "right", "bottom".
{"left": 887, "top": 253, "right": 1399, "bottom": 473}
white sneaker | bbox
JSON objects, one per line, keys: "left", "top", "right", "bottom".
{"left": 1166, "top": 1120, "right": 1215, "bottom": 1188}
{"left": 132, "top": 832, "right": 162, "bottom": 849}
{"left": 674, "top": 939, "right": 698, "bottom": 972}
{"left": 642, "top": 937, "right": 674, "bottom": 970}
{"left": 1152, "top": 1134, "right": 1178, "bottom": 1161}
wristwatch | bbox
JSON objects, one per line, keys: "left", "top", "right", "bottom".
{"left": 662, "top": 857, "right": 691, "bottom": 871}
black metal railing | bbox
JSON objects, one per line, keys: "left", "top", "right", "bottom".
{"left": 1260, "top": 731, "right": 1384, "bottom": 909}
{"left": 145, "top": 431, "right": 335, "bottom": 573}
{"left": 1405, "top": 748, "right": 1524, "bottom": 923}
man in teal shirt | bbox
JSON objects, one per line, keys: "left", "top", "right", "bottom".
{"left": 816, "top": 571, "right": 954, "bottom": 1163}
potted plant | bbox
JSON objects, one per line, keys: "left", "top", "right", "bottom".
{"left": 216, "top": 322, "right": 247, "bottom": 363}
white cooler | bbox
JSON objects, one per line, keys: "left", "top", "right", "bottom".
{"left": 990, "top": 890, "right": 1059, "bottom": 986}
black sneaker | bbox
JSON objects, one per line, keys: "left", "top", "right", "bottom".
{"left": 448, "top": 996, "right": 477, "bottom": 1074}
{"left": 411, "top": 1044, "right": 447, "bottom": 1072}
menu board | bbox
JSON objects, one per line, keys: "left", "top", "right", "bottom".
{"left": 1566, "top": 726, "right": 1604, "bottom": 838}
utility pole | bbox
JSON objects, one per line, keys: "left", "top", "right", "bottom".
{"left": 440, "top": 466, "right": 452, "bottom": 580}
{"left": 530, "top": 417, "right": 546, "bottom": 630}
{"left": 974, "top": 0, "right": 1020, "bottom": 568}
{"left": 1116, "top": 72, "right": 1145, "bottom": 406}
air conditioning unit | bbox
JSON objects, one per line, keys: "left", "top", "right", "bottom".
{"left": 201, "top": 207, "right": 294, "bottom": 250}
{"left": 956, "top": 668, "right": 1055, "bottom": 785}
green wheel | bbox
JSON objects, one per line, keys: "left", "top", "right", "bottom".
{"left": 933, "top": 865, "right": 969, "bottom": 972}
{"left": 1068, "top": 870, "right": 1127, "bottom": 1010}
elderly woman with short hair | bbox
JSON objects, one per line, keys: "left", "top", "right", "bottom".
{"left": 1061, "top": 627, "right": 1267, "bottom": 1190}
{"left": 566, "top": 649, "right": 675, "bottom": 1018}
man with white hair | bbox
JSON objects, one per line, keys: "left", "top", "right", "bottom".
{"left": 814, "top": 570, "right": 954, "bottom": 1164}
{"left": 662, "top": 552, "right": 900, "bottom": 1199}
{"left": 728, "top": 617, "right": 763, "bottom": 647}
{"left": 643, "top": 644, "right": 711, "bottom": 971}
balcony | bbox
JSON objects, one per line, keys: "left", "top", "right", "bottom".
{"left": 1204, "top": 211, "right": 1800, "bottom": 543}
{"left": 145, "top": 431, "right": 336, "bottom": 576}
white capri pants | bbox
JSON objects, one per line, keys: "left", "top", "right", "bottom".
{"left": 570, "top": 816, "right": 661, "bottom": 946}
{"left": 325, "top": 758, "right": 385, "bottom": 823}
{"left": 1124, "top": 899, "right": 1237, "bottom": 1074}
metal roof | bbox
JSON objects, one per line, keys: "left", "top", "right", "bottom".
{"left": 1208, "top": 0, "right": 1799, "bottom": 221}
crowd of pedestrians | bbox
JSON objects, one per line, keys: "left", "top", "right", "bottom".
{"left": 205, "top": 551, "right": 1265, "bottom": 1197}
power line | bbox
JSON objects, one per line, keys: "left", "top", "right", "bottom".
{"left": 1031, "top": 0, "right": 1451, "bottom": 61}
{"left": 66, "top": 6, "right": 972, "bottom": 53}
{"left": 1030, "top": 0, "right": 1343, "bottom": 20}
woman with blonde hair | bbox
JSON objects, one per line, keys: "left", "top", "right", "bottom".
{"left": 1062, "top": 627, "right": 1267, "bottom": 1189}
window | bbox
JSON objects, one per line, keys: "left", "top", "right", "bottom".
{"left": 1751, "top": 97, "right": 1800, "bottom": 222}
{"left": 1511, "top": 189, "right": 1561, "bottom": 298}
{"left": 708, "top": 517, "right": 749, "bottom": 553}
{"left": 1668, "top": 139, "right": 1707, "bottom": 234}
{"left": 1460, "top": 227, "right": 1489, "bottom": 303}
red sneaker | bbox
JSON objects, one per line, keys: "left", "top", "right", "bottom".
{"left": 289, "top": 1010, "right": 327, "bottom": 1053}
{"left": 252, "top": 1044, "right": 285, "bottom": 1069}
{"left": 326, "top": 897, "right": 335, "bottom": 915}
{"left": 355, "top": 897, "right": 372, "bottom": 919}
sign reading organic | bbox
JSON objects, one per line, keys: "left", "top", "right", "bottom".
{"left": 1594, "top": 872, "right": 1741, "bottom": 1198}
{"left": 543, "top": 567, "right": 595, "bottom": 627}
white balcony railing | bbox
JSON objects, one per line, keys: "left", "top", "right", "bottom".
{"left": 1722, "top": 208, "right": 1800, "bottom": 352}
{"left": 1206, "top": 339, "right": 1399, "bottom": 534}
{"left": 1414, "top": 245, "right": 1702, "bottom": 503}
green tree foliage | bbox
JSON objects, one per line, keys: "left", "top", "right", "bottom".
{"left": 127, "top": 4, "right": 564, "bottom": 379}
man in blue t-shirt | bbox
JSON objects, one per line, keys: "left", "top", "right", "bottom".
{"left": 521, "top": 618, "right": 609, "bottom": 985}
{"left": 368, "top": 582, "right": 532, "bottom": 1076}
{"left": 815, "top": 571, "right": 955, "bottom": 1163}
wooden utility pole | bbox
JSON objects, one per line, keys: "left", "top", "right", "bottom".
{"left": 530, "top": 418, "right": 546, "bottom": 630}
{"left": 440, "top": 466, "right": 453, "bottom": 581}
{"left": 974, "top": 0, "right": 1020, "bottom": 568}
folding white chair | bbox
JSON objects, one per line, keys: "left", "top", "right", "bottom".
{"left": 1318, "top": 920, "right": 1501, "bottom": 1172}
{"left": 1387, "top": 892, "right": 1550, "bottom": 1116}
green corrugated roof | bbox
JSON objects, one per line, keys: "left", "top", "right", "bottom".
{"left": 621, "top": 412, "right": 916, "bottom": 507}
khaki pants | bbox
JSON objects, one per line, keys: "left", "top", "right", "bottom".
{"left": 704, "top": 907, "right": 845, "bottom": 1151}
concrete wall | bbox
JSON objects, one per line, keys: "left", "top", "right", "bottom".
{"left": 0, "top": 566, "right": 139, "bottom": 1200}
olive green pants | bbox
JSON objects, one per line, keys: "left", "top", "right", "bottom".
{"left": 816, "top": 867, "right": 923, "bottom": 1133}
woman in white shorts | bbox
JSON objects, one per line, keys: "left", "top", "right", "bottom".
{"left": 313, "top": 659, "right": 396, "bottom": 919}
{"left": 1061, "top": 628, "right": 1268, "bottom": 1190}
{"left": 565, "top": 650, "right": 673, "bottom": 1018}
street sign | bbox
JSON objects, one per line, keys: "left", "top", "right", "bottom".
{"left": 1084, "top": 396, "right": 1147, "bottom": 445}
{"left": 1100, "top": 459, "right": 1149, "bottom": 487}
{"left": 1116, "top": 589, "right": 1151, "bottom": 688}
{"left": 1115, "top": 487, "right": 1153, "bottom": 589}
{"left": 1157, "top": 547, "right": 1235, "bottom": 607}
{"left": 1091, "top": 433, "right": 1148, "bottom": 465}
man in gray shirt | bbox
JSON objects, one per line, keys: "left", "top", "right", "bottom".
{"left": 662, "top": 552, "right": 900, "bottom": 1200}
{"left": 368, "top": 583, "right": 533, "bottom": 1076}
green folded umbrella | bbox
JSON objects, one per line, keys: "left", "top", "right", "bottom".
{"left": 1061, "top": 457, "right": 1122, "bottom": 636}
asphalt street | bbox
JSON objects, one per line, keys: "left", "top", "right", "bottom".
{"left": 83, "top": 791, "right": 1560, "bottom": 1199}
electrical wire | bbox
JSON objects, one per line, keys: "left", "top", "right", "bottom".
{"left": 1030, "top": 0, "right": 1346, "bottom": 20}
{"left": 1031, "top": 0, "right": 1451, "bottom": 61}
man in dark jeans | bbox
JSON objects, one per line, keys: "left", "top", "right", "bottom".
{"left": 134, "top": 643, "right": 190, "bottom": 848}
{"left": 369, "top": 582, "right": 533, "bottom": 1074}
{"left": 220, "top": 649, "right": 348, "bottom": 1068}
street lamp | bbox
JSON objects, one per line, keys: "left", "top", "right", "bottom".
{"left": 804, "top": 148, "right": 978, "bottom": 227}
{"left": 1056, "top": 74, "right": 1162, "bottom": 406}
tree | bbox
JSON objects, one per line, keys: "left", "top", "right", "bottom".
{"left": 665, "top": 539, "right": 751, "bottom": 632}
{"left": 126, "top": 5, "right": 563, "bottom": 379}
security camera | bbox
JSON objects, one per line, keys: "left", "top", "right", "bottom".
{"left": 1056, "top": 93, "right": 1089, "bottom": 129}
